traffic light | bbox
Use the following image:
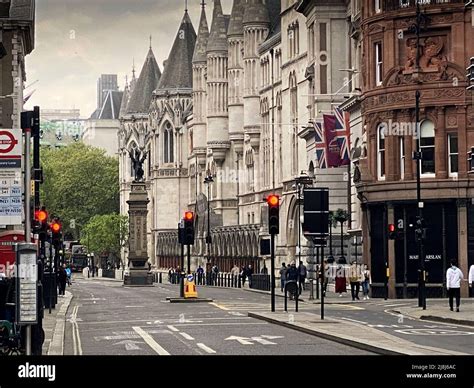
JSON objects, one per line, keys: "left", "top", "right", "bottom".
{"left": 388, "top": 224, "right": 397, "bottom": 240}
{"left": 50, "top": 219, "right": 62, "bottom": 246}
{"left": 33, "top": 207, "right": 48, "bottom": 237}
{"left": 267, "top": 194, "right": 280, "bottom": 235}
{"left": 183, "top": 211, "right": 195, "bottom": 245}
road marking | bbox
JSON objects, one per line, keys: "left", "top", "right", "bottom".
{"left": 225, "top": 336, "right": 253, "bottom": 345}
{"left": 228, "top": 312, "right": 245, "bottom": 316}
{"left": 113, "top": 340, "right": 144, "bottom": 351}
{"left": 340, "top": 317, "right": 368, "bottom": 325}
{"left": 197, "top": 343, "right": 216, "bottom": 354}
{"left": 132, "top": 327, "right": 170, "bottom": 355}
{"left": 71, "top": 305, "right": 83, "bottom": 356}
{"left": 209, "top": 302, "right": 229, "bottom": 311}
{"left": 179, "top": 332, "right": 195, "bottom": 341}
{"left": 225, "top": 335, "right": 284, "bottom": 345}
{"left": 383, "top": 303, "right": 412, "bottom": 308}
{"left": 167, "top": 325, "right": 179, "bottom": 332}
{"left": 394, "top": 328, "right": 474, "bottom": 336}
{"left": 125, "top": 306, "right": 145, "bottom": 308}
{"left": 174, "top": 322, "right": 268, "bottom": 327}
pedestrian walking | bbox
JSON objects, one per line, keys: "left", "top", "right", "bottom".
{"left": 361, "top": 264, "right": 371, "bottom": 300}
{"left": 57, "top": 264, "right": 67, "bottom": 296}
{"left": 279, "top": 263, "right": 287, "bottom": 292}
{"left": 349, "top": 261, "right": 361, "bottom": 301}
{"left": 197, "top": 265, "right": 204, "bottom": 285}
{"left": 335, "top": 263, "right": 347, "bottom": 297}
{"left": 247, "top": 264, "right": 254, "bottom": 288}
{"left": 446, "top": 260, "right": 464, "bottom": 312}
{"left": 469, "top": 264, "right": 474, "bottom": 287}
{"left": 240, "top": 266, "right": 247, "bottom": 287}
{"left": 298, "top": 261, "right": 307, "bottom": 291}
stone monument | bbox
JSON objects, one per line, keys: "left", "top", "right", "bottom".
{"left": 124, "top": 148, "right": 153, "bottom": 286}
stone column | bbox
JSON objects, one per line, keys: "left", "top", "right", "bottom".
{"left": 124, "top": 182, "right": 153, "bottom": 286}
{"left": 435, "top": 107, "right": 447, "bottom": 179}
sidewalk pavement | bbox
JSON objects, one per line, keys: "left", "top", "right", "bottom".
{"left": 393, "top": 302, "right": 474, "bottom": 327}
{"left": 42, "top": 291, "right": 72, "bottom": 355}
{"left": 248, "top": 311, "right": 468, "bottom": 355}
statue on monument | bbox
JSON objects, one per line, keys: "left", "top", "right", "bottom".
{"left": 128, "top": 148, "right": 148, "bottom": 182}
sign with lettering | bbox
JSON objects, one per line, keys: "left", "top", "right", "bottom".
{"left": 0, "top": 129, "right": 22, "bottom": 226}
{"left": 15, "top": 244, "right": 38, "bottom": 325}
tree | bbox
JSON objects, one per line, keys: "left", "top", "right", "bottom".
{"left": 82, "top": 214, "right": 128, "bottom": 268}
{"left": 40, "top": 143, "right": 119, "bottom": 237}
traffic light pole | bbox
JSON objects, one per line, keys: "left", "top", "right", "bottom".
{"left": 180, "top": 243, "right": 184, "bottom": 298}
{"left": 23, "top": 117, "right": 32, "bottom": 356}
{"left": 320, "top": 243, "right": 325, "bottom": 320}
{"left": 270, "top": 232, "right": 275, "bottom": 313}
{"left": 187, "top": 245, "right": 191, "bottom": 275}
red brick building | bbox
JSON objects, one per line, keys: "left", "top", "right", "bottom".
{"left": 357, "top": 0, "right": 473, "bottom": 298}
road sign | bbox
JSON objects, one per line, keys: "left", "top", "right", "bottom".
{"left": 0, "top": 129, "right": 23, "bottom": 226}
{"left": 187, "top": 274, "right": 194, "bottom": 282}
{"left": 184, "top": 276, "right": 197, "bottom": 298}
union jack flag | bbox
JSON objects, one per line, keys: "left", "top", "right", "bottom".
{"left": 333, "top": 107, "right": 350, "bottom": 165}
{"left": 314, "top": 120, "right": 327, "bottom": 169}
{"left": 314, "top": 107, "right": 351, "bottom": 169}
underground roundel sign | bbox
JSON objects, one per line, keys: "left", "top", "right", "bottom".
{"left": 0, "top": 131, "right": 19, "bottom": 154}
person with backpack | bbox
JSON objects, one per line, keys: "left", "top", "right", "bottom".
{"left": 446, "top": 260, "right": 464, "bottom": 312}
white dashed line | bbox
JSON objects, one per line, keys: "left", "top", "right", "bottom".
{"left": 179, "top": 332, "right": 195, "bottom": 341}
{"left": 197, "top": 343, "right": 216, "bottom": 354}
{"left": 167, "top": 325, "right": 180, "bottom": 332}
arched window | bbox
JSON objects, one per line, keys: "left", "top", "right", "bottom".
{"left": 420, "top": 120, "right": 435, "bottom": 176}
{"left": 377, "top": 124, "right": 386, "bottom": 180}
{"left": 163, "top": 122, "right": 174, "bottom": 164}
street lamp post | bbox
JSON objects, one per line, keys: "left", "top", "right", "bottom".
{"left": 204, "top": 174, "right": 214, "bottom": 284}
{"left": 409, "top": 1, "right": 429, "bottom": 310}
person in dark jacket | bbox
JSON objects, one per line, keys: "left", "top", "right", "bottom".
{"left": 57, "top": 264, "right": 68, "bottom": 296}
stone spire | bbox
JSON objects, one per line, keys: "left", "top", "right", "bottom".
{"left": 227, "top": 0, "right": 244, "bottom": 37}
{"left": 126, "top": 47, "right": 162, "bottom": 114}
{"left": 193, "top": 1, "right": 210, "bottom": 64}
{"left": 243, "top": 0, "right": 270, "bottom": 25}
{"left": 156, "top": 10, "right": 197, "bottom": 93}
{"left": 207, "top": 0, "right": 229, "bottom": 53}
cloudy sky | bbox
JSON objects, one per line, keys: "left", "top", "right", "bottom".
{"left": 24, "top": 0, "right": 232, "bottom": 118}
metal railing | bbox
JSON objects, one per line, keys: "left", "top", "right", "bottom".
{"left": 383, "top": 0, "right": 464, "bottom": 11}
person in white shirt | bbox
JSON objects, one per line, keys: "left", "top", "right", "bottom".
{"left": 469, "top": 264, "right": 474, "bottom": 288}
{"left": 446, "top": 260, "right": 464, "bottom": 312}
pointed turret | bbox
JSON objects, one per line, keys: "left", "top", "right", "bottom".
{"left": 243, "top": 0, "right": 270, "bottom": 26}
{"left": 227, "top": 0, "right": 244, "bottom": 38}
{"left": 207, "top": 0, "right": 229, "bottom": 53}
{"left": 119, "top": 77, "right": 130, "bottom": 118}
{"left": 156, "top": 10, "right": 196, "bottom": 94}
{"left": 193, "top": 3, "right": 210, "bottom": 64}
{"left": 126, "top": 48, "right": 161, "bottom": 114}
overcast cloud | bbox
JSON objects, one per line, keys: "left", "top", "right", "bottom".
{"left": 25, "top": 0, "right": 232, "bottom": 118}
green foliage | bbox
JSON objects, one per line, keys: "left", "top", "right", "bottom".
{"left": 333, "top": 208, "right": 349, "bottom": 224}
{"left": 40, "top": 142, "right": 119, "bottom": 237}
{"left": 82, "top": 214, "right": 128, "bottom": 261}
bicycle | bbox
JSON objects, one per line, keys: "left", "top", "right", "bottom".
{"left": 0, "top": 320, "right": 24, "bottom": 356}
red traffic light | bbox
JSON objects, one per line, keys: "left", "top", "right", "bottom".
{"left": 267, "top": 195, "right": 279, "bottom": 207}
{"left": 184, "top": 211, "right": 194, "bottom": 221}
{"left": 388, "top": 224, "right": 395, "bottom": 233}
{"left": 35, "top": 209, "right": 48, "bottom": 222}
{"left": 51, "top": 222, "right": 61, "bottom": 233}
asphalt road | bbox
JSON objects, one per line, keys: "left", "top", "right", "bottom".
{"left": 63, "top": 277, "right": 373, "bottom": 356}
